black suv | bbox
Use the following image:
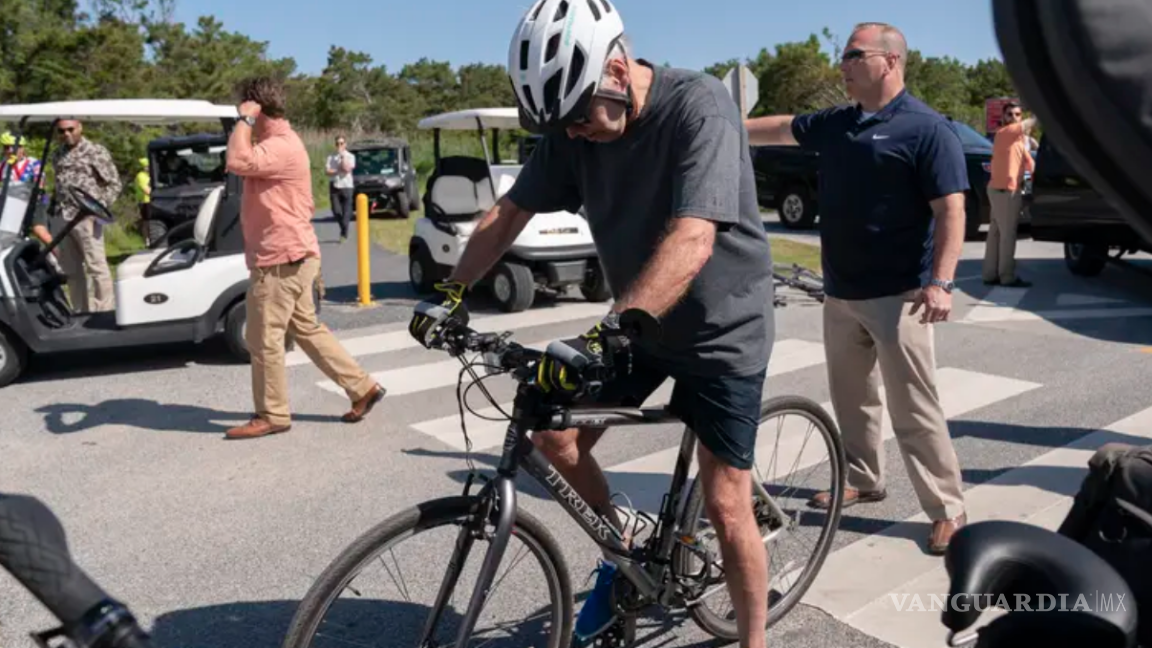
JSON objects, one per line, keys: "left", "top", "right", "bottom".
{"left": 1027, "top": 134, "right": 1152, "bottom": 276}
{"left": 751, "top": 117, "right": 1000, "bottom": 240}
{"left": 143, "top": 133, "right": 227, "bottom": 247}
{"left": 348, "top": 138, "right": 420, "bottom": 218}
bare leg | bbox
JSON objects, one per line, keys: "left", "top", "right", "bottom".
{"left": 697, "top": 443, "right": 768, "bottom": 648}
{"left": 532, "top": 427, "right": 625, "bottom": 538}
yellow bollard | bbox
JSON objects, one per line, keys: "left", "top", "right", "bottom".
{"left": 355, "top": 193, "right": 374, "bottom": 307}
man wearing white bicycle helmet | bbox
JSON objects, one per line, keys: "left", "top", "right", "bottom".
{"left": 409, "top": 0, "right": 775, "bottom": 645}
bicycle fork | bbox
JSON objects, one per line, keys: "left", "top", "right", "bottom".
{"left": 416, "top": 474, "right": 517, "bottom": 648}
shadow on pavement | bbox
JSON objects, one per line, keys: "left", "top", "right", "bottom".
{"left": 146, "top": 597, "right": 565, "bottom": 648}
{"left": 35, "top": 399, "right": 342, "bottom": 434}
{"left": 17, "top": 342, "right": 240, "bottom": 385}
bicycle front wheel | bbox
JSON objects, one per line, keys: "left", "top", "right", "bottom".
{"left": 675, "top": 394, "right": 846, "bottom": 640}
{"left": 282, "top": 495, "right": 574, "bottom": 648}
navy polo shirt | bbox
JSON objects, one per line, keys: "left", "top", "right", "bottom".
{"left": 791, "top": 90, "right": 969, "bottom": 300}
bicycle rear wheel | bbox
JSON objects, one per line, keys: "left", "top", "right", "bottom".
{"left": 674, "top": 394, "right": 846, "bottom": 640}
{"left": 281, "top": 495, "right": 573, "bottom": 648}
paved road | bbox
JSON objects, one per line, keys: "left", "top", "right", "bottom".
{"left": 2, "top": 216, "right": 1152, "bottom": 648}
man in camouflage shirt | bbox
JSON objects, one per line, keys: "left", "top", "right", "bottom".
{"left": 51, "top": 119, "right": 121, "bottom": 312}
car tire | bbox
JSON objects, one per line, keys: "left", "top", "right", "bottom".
{"left": 777, "top": 186, "right": 817, "bottom": 229}
{"left": 491, "top": 261, "right": 535, "bottom": 313}
{"left": 580, "top": 261, "right": 612, "bottom": 302}
{"left": 964, "top": 190, "right": 986, "bottom": 241}
{"left": 146, "top": 220, "right": 168, "bottom": 248}
{"left": 396, "top": 191, "right": 410, "bottom": 219}
{"left": 408, "top": 188, "right": 421, "bottom": 212}
{"left": 223, "top": 300, "right": 251, "bottom": 363}
{"left": 408, "top": 241, "right": 443, "bottom": 294}
{"left": 1064, "top": 242, "right": 1109, "bottom": 277}
{"left": 0, "top": 325, "right": 28, "bottom": 388}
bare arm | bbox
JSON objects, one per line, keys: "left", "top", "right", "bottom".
{"left": 929, "top": 192, "right": 966, "bottom": 281}
{"left": 226, "top": 121, "right": 285, "bottom": 179}
{"left": 611, "top": 216, "right": 715, "bottom": 318}
{"left": 447, "top": 195, "right": 535, "bottom": 286}
{"left": 744, "top": 115, "right": 798, "bottom": 146}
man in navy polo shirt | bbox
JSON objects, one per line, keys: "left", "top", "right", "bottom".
{"left": 745, "top": 21, "right": 968, "bottom": 554}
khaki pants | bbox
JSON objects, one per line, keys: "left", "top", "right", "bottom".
{"left": 823, "top": 291, "right": 965, "bottom": 521}
{"left": 983, "top": 187, "right": 1024, "bottom": 283}
{"left": 58, "top": 217, "right": 114, "bottom": 313}
{"left": 247, "top": 256, "right": 375, "bottom": 426}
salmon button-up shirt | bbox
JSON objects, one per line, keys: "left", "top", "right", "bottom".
{"left": 226, "top": 117, "right": 320, "bottom": 270}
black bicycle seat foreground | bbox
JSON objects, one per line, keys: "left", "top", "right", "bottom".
{"left": 943, "top": 520, "right": 1137, "bottom": 648}
{"left": 992, "top": 0, "right": 1152, "bottom": 247}
{"left": 0, "top": 492, "right": 152, "bottom": 648}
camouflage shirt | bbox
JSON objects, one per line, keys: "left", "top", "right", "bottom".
{"left": 50, "top": 137, "right": 122, "bottom": 221}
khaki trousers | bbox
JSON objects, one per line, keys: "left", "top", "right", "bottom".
{"left": 823, "top": 291, "right": 965, "bottom": 521}
{"left": 247, "top": 256, "right": 375, "bottom": 426}
{"left": 983, "top": 187, "right": 1024, "bottom": 283}
{"left": 58, "top": 217, "right": 114, "bottom": 312}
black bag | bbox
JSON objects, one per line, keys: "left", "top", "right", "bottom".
{"left": 1058, "top": 442, "right": 1152, "bottom": 645}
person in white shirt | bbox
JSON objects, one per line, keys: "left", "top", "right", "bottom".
{"left": 325, "top": 136, "right": 356, "bottom": 241}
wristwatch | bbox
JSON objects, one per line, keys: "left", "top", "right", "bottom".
{"left": 241, "top": 115, "right": 256, "bottom": 127}
{"left": 928, "top": 278, "right": 955, "bottom": 293}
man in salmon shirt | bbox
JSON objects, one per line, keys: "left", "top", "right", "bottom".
{"left": 225, "top": 75, "right": 385, "bottom": 440}
{"left": 983, "top": 101, "right": 1036, "bottom": 287}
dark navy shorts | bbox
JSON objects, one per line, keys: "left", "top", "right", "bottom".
{"left": 588, "top": 348, "right": 766, "bottom": 470}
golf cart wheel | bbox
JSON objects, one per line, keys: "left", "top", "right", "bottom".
{"left": 408, "top": 189, "right": 420, "bottom": 212}
{"left": 580, "top": 261, "right": 612, "bottom": 302}
{"left": 408, "top": 242, "right": 445, "bottom": 294}
{"left": 224, "top": 301, "right": 251, "bottom": 363}
{"left": 146, "top": 220, "right": 168, "bottom": 248}
{"left": 0, "top": 325, "right": 28, "bottom": 388}
{"left": 1065, "top": 242, "right": 1109, "bottom": 276}
{"left": 492, "top": 261, "right": 535, "bottom": 313}
{"left": 396, "top": 191, "right": 410, "bottom": 219}
{"left": 777, "top": 185, "right": 816, "bottom": 229}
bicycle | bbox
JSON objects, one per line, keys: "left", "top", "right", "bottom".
{"left": 772, "top": 262, "right": 825, "bottom": 306}
{"left": 280, "top": 305, "right": 848, "bottom": 648}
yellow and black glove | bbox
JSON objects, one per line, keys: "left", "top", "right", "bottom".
{"left": 409, "top": 280, "right": 469, "bottom": 349}
{"left": 537, "top": 313, "right": 631, "bottom": 399}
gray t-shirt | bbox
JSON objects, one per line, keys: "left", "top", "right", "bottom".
{"left": 507, "top": 62, "right": 775, "bottom": 378}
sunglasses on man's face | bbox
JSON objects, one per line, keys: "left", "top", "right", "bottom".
{"left": 840, "top": 48, "right": 889, "bottom": 63}
{"left": 57, "top": 126, "right": 76, "bottom": 135}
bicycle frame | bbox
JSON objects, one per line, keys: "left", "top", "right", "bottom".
{"left": 436, "top": 384, "right": 777, "bottom": 648}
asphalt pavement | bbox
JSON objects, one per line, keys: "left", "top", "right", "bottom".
{"left": 2, "top": 214, "right": 1152, "bottom": 648}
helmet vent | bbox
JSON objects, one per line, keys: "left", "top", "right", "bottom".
{"left": 530, "top": 0, "right": 546, "bottom": 20}
{"left": 543, "top": 70, "right": 563, "bottom": 114}
{"left": 521, "top": 85, "right": 538, "bottom": 115}
{"left": 600, "top": 0, "right": 611, "bottom": 12}
{"left": 519, "top": 40, "right": 530, "bottom": 70}
{"left": 565, "top": 47, "right": 586, "bottom": 96}
{"left": 586, "top": 0, "right": 601, "bottom": 21}
{"left": 545, "top": 33, "right": 560, "bottom": 62}
{"left": 553, "top": 0, "right": 569, "bottom": 22}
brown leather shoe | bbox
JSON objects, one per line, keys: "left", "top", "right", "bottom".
{"left": 342, "top": 383, "right": 386, "bottom": 423}
{"left": 808, "top": 487, "right": 887, "bottom": 510}
{"left": 927, "top": 512, "right": 967, "bottom": 555}
{"left": 225, "top": 417, "right": 291, "bottom": 440}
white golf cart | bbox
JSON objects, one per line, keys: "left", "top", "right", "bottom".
{"left": 409, "top": 107, "right": 610, "bottom": 312}
{"left": 0, "top": 99, "right": 259, "bottom": 388}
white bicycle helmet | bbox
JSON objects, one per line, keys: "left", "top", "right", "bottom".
{"left": 507, "top": 0, "right": 627, "bottom": 134}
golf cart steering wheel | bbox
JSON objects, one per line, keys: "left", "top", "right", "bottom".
{"left": 66, "top": 186, "right": 116, "bottom": 225}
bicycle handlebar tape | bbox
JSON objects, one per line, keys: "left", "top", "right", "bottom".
{"left": 0, "top": 493, "right": 110, "bottom": 624}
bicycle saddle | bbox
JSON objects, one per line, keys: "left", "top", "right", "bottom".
{"left": 943, "top": 520, "right": 1137, "bottom": 648}
{"left": 992, "top": 0, "right": 1152, "bottom": 246}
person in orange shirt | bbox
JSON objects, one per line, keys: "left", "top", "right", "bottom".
{"left": 224, "top": 76, "right": 385, "bottom": 440}
{"left": 983, "top": 102, "right": 1037, "bottom": 287}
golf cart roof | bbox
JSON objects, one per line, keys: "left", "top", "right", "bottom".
{"left": 0, "top": 99, "right": 238, "bottom": 123}
{"left": 417, "top": 108, "right": 521, "bottom": 131}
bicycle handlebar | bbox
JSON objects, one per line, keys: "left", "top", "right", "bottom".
{"left": 0, "top": 493, "right": 152, "bottom": 648}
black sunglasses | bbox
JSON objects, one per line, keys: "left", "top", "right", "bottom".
{"left": 841, "top": 48, "right": 889, "bottom": 63}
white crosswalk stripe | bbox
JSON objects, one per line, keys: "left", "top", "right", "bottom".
{"left": 299, "top": 305, "right": 1148, "bottom": 648}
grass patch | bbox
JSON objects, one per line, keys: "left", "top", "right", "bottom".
{"left": 769, "top": 237, "right": 821, "bottom": 273}
{"left": 369, "top": 214, "right": 419, "bottom": 254}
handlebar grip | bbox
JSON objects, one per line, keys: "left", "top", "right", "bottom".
{"left": 0, "top": 493, "right": 109, "bottom": 625}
